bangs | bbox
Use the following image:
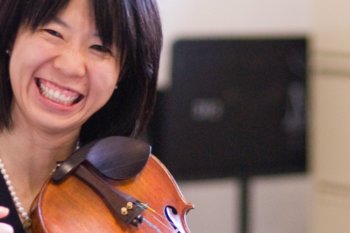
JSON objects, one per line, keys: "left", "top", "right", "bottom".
{"left": 22, "top": 0, "right": 70, "bottom": 29}
{"left": 92, "top": 0, "right": 119, "bottom": 49}
{"left": 22, "top": 0, "right": 123, "bottom": 50}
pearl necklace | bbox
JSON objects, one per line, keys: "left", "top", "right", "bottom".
{"left": 0, "top": 158, "right": 32, "bottom": 230}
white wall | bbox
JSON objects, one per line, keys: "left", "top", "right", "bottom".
{"left": 310, "top": 0, "right": 350, "bottom": 232}
{"left": 179, "top": 178, "right": 241, "bottom": 233}
{"left": 157, "top": 0, "right": 312, "bottom": 89}
{"left": 249, "top": 175, "right": 312, "bottom": 233}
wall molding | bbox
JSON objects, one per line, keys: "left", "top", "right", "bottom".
{"left": 312, "top": 51, "right": 350, "bottom": 77}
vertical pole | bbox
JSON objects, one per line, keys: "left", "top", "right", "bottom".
{"left": 240, "top": 177, "right": 249, "bottom": 233}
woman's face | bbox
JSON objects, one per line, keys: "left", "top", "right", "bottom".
{"left": 9, "top": 0, "right": 120, "bottom": 135}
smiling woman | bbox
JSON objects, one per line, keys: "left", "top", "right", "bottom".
{"left": 10, "top": 1, "right": 120, "bottom": 135}
{"left": 0, "top": 0, "right": 162, "bottom": 232}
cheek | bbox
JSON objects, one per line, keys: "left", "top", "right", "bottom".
{"left": 10, "top": 42, "right": 52, "bottom": 81}
{"left": 96, "top": 61, "right": 119, "bottom": 88}
{"left": 90, "top": 63, "right": 120, "bottom": 101}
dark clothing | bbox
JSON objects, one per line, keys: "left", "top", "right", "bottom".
{"left": 0, "top": 173, "right": 25, "bottom": 233}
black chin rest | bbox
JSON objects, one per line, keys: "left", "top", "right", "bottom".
{"left": 52, "top": 136, "right": 151, "bottom": 183}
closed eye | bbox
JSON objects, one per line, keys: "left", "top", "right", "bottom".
{"left": 42, "top": 29, "right": 63, "bottom": 39}
{"left": 90, "top": 44, "right": 113, "bottom": 55}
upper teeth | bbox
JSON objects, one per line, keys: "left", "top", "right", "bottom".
{"left": 39, "top": 81, "right": 80, "bottom": 105}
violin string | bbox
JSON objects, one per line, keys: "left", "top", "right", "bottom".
{"left": 144, "top": 212, "right": 173, "bottom": 233}
{"left": 138, "top": 203, "right": 174, "bottom": 230}
{"left": 141, "top": 217, "right": 163, "bottom": 233}
{"left": 136, "top": 202, "right": 176, "bottom": 232}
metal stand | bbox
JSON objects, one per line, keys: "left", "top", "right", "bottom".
{"left": 240, "top": 177, "right": 249, "bottom": 233}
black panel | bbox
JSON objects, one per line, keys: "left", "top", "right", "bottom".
{"left": 150, "top": 38, "right": 307, "bottom": 180}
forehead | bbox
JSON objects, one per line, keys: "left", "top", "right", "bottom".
{"left": 53, "top": 0, "right": 97, "bottom": 32}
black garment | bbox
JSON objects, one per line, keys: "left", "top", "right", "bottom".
{"left": 0, "top": 173, "right": 25, "bottom": 233}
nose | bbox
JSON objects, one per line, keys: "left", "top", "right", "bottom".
{"left": 53, "top": 48, "right": 87, "bottom": 78}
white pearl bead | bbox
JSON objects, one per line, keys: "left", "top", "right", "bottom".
{"left": 0, "top": 168, "right": 6, "bottom": 175}
{"left": 5, "top": 179, "right": 11, "bottom": 186}
{"left": 0, "top": 158, "right": 31, "bottom": 228}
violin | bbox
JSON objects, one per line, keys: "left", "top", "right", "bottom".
{"left": 29, "top": 137, "right": 193, "bottom": 232}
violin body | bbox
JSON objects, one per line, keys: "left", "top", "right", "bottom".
{"left": 30, "top": 155, "right": 193, "bottom": 233}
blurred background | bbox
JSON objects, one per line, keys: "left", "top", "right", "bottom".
{"left": 146, "top": 0, "right": 350, "bottom": 232}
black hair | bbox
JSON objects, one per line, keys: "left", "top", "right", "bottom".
{"left": 0, "top": 0, "right": 162, "bottom": 145}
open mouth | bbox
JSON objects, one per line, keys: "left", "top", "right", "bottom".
{"left": 36, "top": 78, "right": 83, "bottom": 106}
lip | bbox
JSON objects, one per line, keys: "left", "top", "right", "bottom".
{"left": 35, "top": 78, "right": 85, "bottom": 108}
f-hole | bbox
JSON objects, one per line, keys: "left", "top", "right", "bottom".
{"left": 164, "top": 206, "right": 184, "bottom": 233}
